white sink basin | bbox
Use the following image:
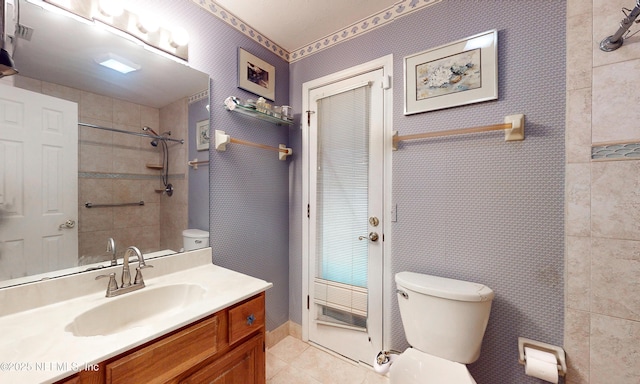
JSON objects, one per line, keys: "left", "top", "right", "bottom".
{"left": 65, "top": 284, "right": 207, "bottom": 337}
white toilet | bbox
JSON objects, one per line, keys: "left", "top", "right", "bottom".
{"left": 391, "top": 271, "right": 495, "bottom": 384}
{"left": 182, "top": 229, "right": 209, "bottom": 251}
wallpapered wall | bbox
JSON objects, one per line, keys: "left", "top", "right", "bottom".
{"left": 130, "top": 0, "right": 292, "bottom": 330}
{"left": 118, "top": 0, "right": 565, "bottom": 382}
{"left": 187, "top": 96, "right": 211, "bottom": 232}
{"left": 289, "top": 1, "right": 566, "bottom": 382}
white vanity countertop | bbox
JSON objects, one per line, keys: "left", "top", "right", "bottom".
{"left": 0, "top": 248, "right": 272, "bottom": 384}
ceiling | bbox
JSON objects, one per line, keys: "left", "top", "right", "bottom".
{"left": 12, "top": 0, "right": 209, "bottom": 108}
{"left": 9, "top": 0, "right": 401, "bottom": 108}
{"left": 213, "top": 0, "right": 398, "bottom": 52}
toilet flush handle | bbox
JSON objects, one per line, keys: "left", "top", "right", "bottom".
{"left": 397, "top": 289, "right": 409, "bottom": 299}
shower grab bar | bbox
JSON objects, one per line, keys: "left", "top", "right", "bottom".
{"left": 85, "top": 201, "right": 145, "bottom": 208}
{"left": 78, "top": 122, "right": 185, "bottom": 144}
{"left": 392, "top": 114, "right": 525, "bottom": 150}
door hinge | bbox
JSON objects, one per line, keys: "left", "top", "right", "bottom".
{"left": 306, "top": 110, "right": 315, "bottom": 126}
{"left": 307, "top": 204, "right": 310, "bottom": 218}
{"left": 307, "top": 295, "right": 310, "bottom": 310}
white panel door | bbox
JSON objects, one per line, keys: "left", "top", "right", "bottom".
{"left": 0, "top": 84, "right": 78, "bottom": 280}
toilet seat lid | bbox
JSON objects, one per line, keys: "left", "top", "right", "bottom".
{"left": 183, "top": 229, "right": 209, "bottom": 238}
{"left": 391, "top": 348, "right": 476, "bottom": 384}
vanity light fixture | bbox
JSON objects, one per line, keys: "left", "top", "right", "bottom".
{"left": 41, "top": 0, "right": 72, "bottom": 9}
{"left": 0, "top": 0, "right": 17, "bottom": 78}
{"left": 169, "top": 27, "right": 189, "bottom": 48}
{"left": 94, "top": 53, "right": 140, "bottom": 74}
{"left": 42, "top": 0, "right": 189, "bottom": 61}
{"left": 98, "top": 0, "right": 124, "bottom": 17}
{"left": 136, "top": 14, "right": 160, "bottom": 35}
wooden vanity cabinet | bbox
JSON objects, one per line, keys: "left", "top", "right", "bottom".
{"left": 179, "top": 333, "right": 264, "bottom": 384}
{"left": 56, "top": 292, "right": 265, "bottom": 384}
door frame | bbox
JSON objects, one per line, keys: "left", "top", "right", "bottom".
{"left": 301, "top": 55, "right": 393, "bottom": 357}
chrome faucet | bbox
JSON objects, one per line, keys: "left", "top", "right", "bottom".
{"left": 96, "top": 246, "right": 153, "bottom": 298}
{"left": 107, "top": 237, "right": 117, "bottom": 266}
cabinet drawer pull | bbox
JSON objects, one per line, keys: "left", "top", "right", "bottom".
{"left": 229, "top": 294, "right": 264, "bottom": 345}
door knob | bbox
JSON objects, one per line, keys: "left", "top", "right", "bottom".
{"left": 59, "top": 219, "right": 76, "bottom": 229}
{"left": 358, "top": 232, "right": 379, "bottom": 242}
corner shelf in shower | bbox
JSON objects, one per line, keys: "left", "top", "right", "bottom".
{"left": 224, "top": 104, "right": 294, "bottom": 126}
{"left": 148, "top": 164, "right": 165, "bottom": 192}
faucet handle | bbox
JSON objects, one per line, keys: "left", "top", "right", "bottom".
{"left": 96, "top": 273, "right": 118, "bottom": 297}
{"left": 133, "top": 265, "right": 152, "bottom": 286}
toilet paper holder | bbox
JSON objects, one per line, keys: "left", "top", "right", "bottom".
{"left": 518, "top": 337, "right": 567, "bottom": 377}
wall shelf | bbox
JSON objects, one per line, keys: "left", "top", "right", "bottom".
{"left": 225, "top": 104, "right": 294, "bottom": 126}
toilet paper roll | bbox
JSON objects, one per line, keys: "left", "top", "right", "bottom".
{"left": 524, "top": 347, "right": 558, "bottom": 383}
{"left": 373, "top": 353, "right": 397, "bottom": 375}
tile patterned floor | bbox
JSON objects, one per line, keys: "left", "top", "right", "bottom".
{"left": 267, "top": 336, "right": 390, "bottom": 384}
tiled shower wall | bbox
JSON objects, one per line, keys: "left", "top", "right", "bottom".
{"left": 159, "top": 98, "right": 189, "bottom": 253}
{"left": 565, "top": 0, "right": 640, "bottom": 382}
{"left": 10, "top": 76, "right": 188, "bottom": 262}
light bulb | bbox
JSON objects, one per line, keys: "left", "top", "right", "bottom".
{"left": 170, "top": 27, "right": 189, "bottom": 47}
{"left": 137, "top": 14, "right": 160, "bottom": 34}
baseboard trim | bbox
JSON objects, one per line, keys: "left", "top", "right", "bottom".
{"left": 266, "top": 321, "right": 303, "bottom": 348}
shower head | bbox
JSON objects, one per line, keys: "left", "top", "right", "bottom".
{"left": 143, "top": 126, "right": 160, "bottom": 146}
{"left": 150, "top": 131, "right": 172, "bottom": 147}
{"left": 143, "top": 126, "right": 159, "bottom": 135}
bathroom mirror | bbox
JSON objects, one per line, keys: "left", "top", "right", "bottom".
{"left": 0, "top": 0, "right": 210, "bottom": 287}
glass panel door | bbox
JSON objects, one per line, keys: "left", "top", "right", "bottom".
{"left": 314, "top": 84, "right": 369, "bottom": 329}
{"left": 307, "top": 68, "right": 384, "bottom": 364}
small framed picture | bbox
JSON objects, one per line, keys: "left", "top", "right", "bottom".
{"left": 196, "top": 119, "right": 210, "bottom": 151}
{"left": 404, "top": 29, "right": 498, "bottom": 115}
{"left": 238, "top": 47, "right": 275, "bottom": 101}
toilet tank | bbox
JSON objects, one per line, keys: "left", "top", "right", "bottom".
{"left": 395, "top": 272, "right": 495, "bottom": 364}
{"left": 182, "top": 229, "right": 209, "bottom": 251}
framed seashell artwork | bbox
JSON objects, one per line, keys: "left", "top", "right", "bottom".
{"left": 404, "top": 29, "right": 498, "bottom": 115}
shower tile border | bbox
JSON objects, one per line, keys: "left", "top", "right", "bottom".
{"left": 79, "top": 172, "right": 186, "bottom": 180}
{"left": 591, "top": 142, "right": 640, "bottom": 161}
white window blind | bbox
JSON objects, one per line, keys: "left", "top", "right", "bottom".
{"left": 314, "top": 84, "right": 370, "bottom": 327}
